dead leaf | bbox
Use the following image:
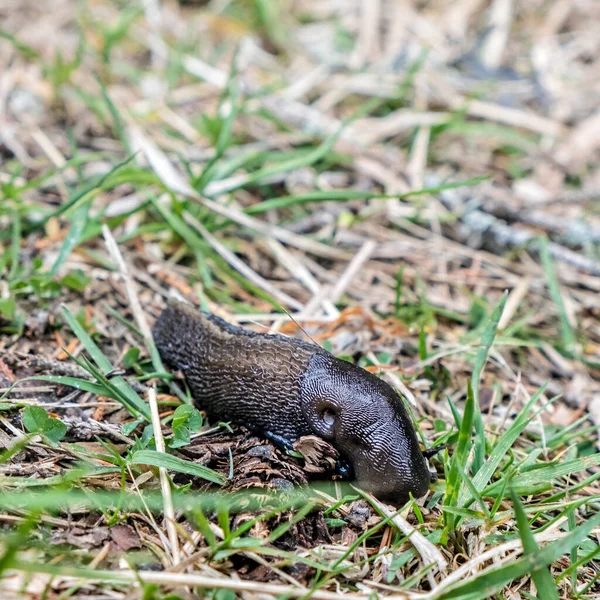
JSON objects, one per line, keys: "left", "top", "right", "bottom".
{"left": 110, "top": 524, "right": 141, "bottom": 551}
{"left": 293, "top": 436, "right": 339, "bottom": 473}
{"left": 51, "top": 526, "right": 110, "bottom": 549}
{"left": 0, "top": 358, "right": 15, "bottom": 383}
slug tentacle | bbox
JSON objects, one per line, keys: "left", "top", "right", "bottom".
{"left": 153, "top": 300, "right": 433, "bottom": 503}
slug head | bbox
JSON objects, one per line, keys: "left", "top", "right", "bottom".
{"left": 300, "top": 352, "right": 434, "bottom": 504}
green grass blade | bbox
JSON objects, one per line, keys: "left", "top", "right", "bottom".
{"left": 0, "top": 30, "right": 40, "bottom": 59}
{"left": 195, "top": 80, "right": 240, "bottom": 191}
{"left": 445, "top": 293, "right": 506, "bottom": 529}
{"left": 38, "top": 154, "right": 136, "bottom": 226}
{"left": 436, "top": 508, "right": 600, "bottom": 600}
{"left": 456, "top": 462, "right": 489, "bottom": 519}
{"left": 61, "top": 305, "right": 149, "bottom": 419}
{"left": 459, "top": 384, "right": 549, "bottom": 505}
{"left": 244, "top": 176, "right": 489, "bottom": 215}
{"left": 50, "top": 199, "right": 91, "bottom": 276}
{"left": 206, "top": 127, "right": 343, "bottom": 197}
{"left": 97, "top": 76, "right": 129, "bottom": 151}
{"left": 130, "top": 449, "right": 226, "bottom": 485}
{"left": 7, "top": 207, "right": 21, "bottom": 281}
{"left": 538, "top": 236, "right": 578, "bottom": 356}
{"left": 511, "top": 488, "right": 560, "bottom": 600}
{"left": 60, "top": 305, "right": 113, "bottom": 371}
{"left": 471, "top": 292, "right": 508, "bottom": 474}
{"left": 507, "top": 453, "right": 600, "bottom": 489}
{"left": 0, "top": 375, "right": 111, "bottom": 401}
{"left": 444, "top": 379, "right": 475, "bottom": 530}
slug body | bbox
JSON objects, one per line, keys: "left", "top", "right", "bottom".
{"left": 153, "top": 301, "right": 433, "bottom": 503}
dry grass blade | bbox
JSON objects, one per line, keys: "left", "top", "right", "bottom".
{"left": 199, "top": 197, "right": 352, "bottom": 261}
{"left": 328, "top": 240, "right": 377, "bottom": 305}
{"left": 102, "top": 225, "right": 180, "bottom": 563}
{"left": 128, "top": 124, "right": 199, "bottom": 198}
{"left": 102, "top": 225, "right": 153, "bottom": 343}
{"left": 7, "top": 566, "right": 418, "bottom": 600}
{"left": 183, "top": 211, "right": 305, "bottom": 311}
{"left": 148, "top": 387, "right": 180, "bottom": 566}
{"left": 425, "top": 517, "right": 569, "bottom": 598}
{"left": 364, "top": 492, "right": 448, "bottom": 574}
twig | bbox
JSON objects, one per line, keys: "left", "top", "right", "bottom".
{"left": 462, "top": 209, "right": 600, "bottom": 275}
{"left": 515, "top": 210, "right": 600, "bottom": 246}
{"left": 61, "top": 416, "right": 134, "bottom": 445}
{"left": 438, "top": 189, "right": 600, "bottom": 276}
{"left": 544, "top": 188, "right": 600, "bottom": 205}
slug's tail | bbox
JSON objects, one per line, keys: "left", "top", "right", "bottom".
{"left": 153, "top": 300, "right": 201, "bottom": 371}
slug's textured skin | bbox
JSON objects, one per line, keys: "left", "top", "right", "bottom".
{"left": 153, "top": 301, "right": 433, "bottom": 502}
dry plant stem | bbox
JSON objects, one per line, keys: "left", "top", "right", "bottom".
{"left": 497, "top": 275, "right": 532, "bottom": 330}
{"left": 479, "top": 0, "right": 513, "bottom": 70}
{"left": 229, "top": 313, "right": 339, "bottom": 323}
{"left": 127, "top": 464, "right": 171, "bottom": 553}
{"left": 183, "top": 211, "right": 305, "bottom": 311}
{"left": 243, "top": 551, "right": 306, "bottom": 588}
{"left": 328, "top": 240, "right": 377, "bottom": 305}
{"left": 264, "top": 238, "right": 339, "bottom": 317}
{"left": 101, "top": 225, "right": 153, "bottom": 343}
{"left": 199, "top": 197, "right": 351, "bottom": 261}
{"left": 28, "top": 124, "right": 71, "bottom": 201}
{"left": 88, "top": 542, "right": 111, "bottom": 569}
{"left": 148, "top": 387, "right": 180, "bottom": 566}
{"left": 128, "top": 124, "right": 199, "bottom": 198}
{"left": 128, "top": 122, "right": 350, "bottom": 260}
{"left": 363, "top": 492, "right": 448, "bottom": 573}
{"left": 299, "top": 286, "right": 341, "bottom": 320}
{"left": 280, "top": 64, "right": 330, "bottom": 101}
{"left": 366, "top": 352, "right": 418, "bottom": 408}
{"left": 350, "top": 0, "right": 381, "bottom": 68}
{"left": 9, "top": 567, "right": 415, "bottom": 600}
{"left": 101, "top": 225, "right": 180, "bottom": 564}
{"left": 407, "top": 126, "right": 430, "bottom": 190}
{"left": 446, "top": 96, "right": 565, "bottom": 137}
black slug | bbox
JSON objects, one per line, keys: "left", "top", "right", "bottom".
{"left": 153, "top": 301, "right": 434, "bottom": 503}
